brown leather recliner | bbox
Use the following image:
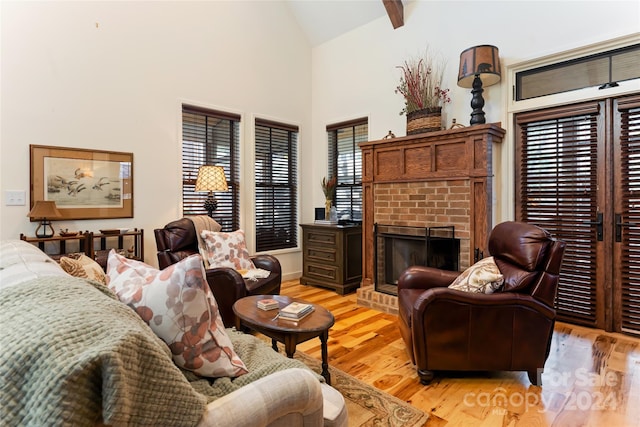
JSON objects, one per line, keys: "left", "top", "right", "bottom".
{"left": 154, "top": 218, "right": 282, "bottom": 328}
{"left": 397, "top": 221, "right": 566, "bottom": 385}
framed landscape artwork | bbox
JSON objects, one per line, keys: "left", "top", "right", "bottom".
{"left": 30, "top": 145, "right": 133, "bottom": 220}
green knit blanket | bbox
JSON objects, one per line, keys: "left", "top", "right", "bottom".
{"left": 0, "top": 277, "right": 206, "bottom": 427}
{"left": 0, "top": 276, "right": 321, "bottom": 426}
{"left": 185, "top": 329, "right": 323, "bottom": 402}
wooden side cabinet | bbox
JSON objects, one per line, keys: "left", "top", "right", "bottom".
{"left": 300, "top": 223, "right": 362, "bottom": 295}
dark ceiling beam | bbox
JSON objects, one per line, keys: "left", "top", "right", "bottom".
{"left": 382, "top": 0, "right": 404, "bottom": 29}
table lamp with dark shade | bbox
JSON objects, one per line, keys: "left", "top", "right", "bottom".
{"left": 457, "top": 45, "right": 502, "bottom": 125}
{"left": 27, "top": 200, "right": 62, "bottom": 238}
{"left": 195, "top": 165, "right": 228, "bottom": 217}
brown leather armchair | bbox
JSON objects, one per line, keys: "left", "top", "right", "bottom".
{"left": 154, "top": 218, "right": 282, "bottom": 328}
{"left": 397, "top": 221, "right": 566, "bottom": 385}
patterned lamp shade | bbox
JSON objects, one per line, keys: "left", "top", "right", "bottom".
{"left": 457, "top": 45, "right": 501, "bottom": 89}
{"left": 195, "top": 166, "right": 228, "bottom": 192}
{"left": 195, "top": 165, "right": 228, "bottom": 218}
{"left": 457, "top": 45, "right": 501, "bottom": 126}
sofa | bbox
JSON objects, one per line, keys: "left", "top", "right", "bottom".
{"left": 0, "top": 239, "right": 347, "bottom": 427}
{"left": 154, "top": 217, "right": 282, "bottom": 328}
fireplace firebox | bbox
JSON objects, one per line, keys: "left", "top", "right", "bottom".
{"left": 374, "top": 224, "right": 460, "bottom": 296}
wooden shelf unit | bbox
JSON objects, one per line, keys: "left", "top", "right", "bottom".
{"left": 20, "top": 232, "right": 92, "bottom": 262}
{"left": 20, "top": 229, "right": 144, "bottom": 270}
{"left": 92, "top": 229, "right": 144, "bottom": 268}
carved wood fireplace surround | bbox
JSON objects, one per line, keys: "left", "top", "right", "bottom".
{"left": 356, "top": 123, "right": 506, "bottom": 314}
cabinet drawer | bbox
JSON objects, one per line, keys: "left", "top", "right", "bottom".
{"left": 304, "top": 263, "right": 338, "bottom": 282}
{"left": 307, "top": 247, "right": 337, "bottom": 263}
{"left": 306, "top": 230, "right": 337, "bottom": 246}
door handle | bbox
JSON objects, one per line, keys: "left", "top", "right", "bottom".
{"left": 474, "top": 248, "right": 484, "bottom": 263}
{"left": 583, "top": 212, "right": 603, "bottom": 241}
{"left": 615, "top": 213, "right": 636, "bottom": 243}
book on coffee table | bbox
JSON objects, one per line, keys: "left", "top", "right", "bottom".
{"left": 278, "top": 307, "right": 315, "bottom": 322}
{"left": 279, "top": 302, "right": 315, "bottom": 319}
{"left": 257, "top": 298, "right": 279, "bottom": 311}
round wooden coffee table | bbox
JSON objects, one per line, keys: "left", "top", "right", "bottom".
{"left": 233, "top": 295, "right": 335, "bottom": 384}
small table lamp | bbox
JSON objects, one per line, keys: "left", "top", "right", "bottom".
{"left": 27, "top": 200, "right": 62, "bottom": 238}
{"left": 457, "top": 45, "right": 502, "bottom": 125}
{"left": 195, "top": 165, "right": 229, "bottom": 217}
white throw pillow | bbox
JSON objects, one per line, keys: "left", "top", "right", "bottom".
{"left": 0, "top": 240, "right": 67, "bottom": 290}
{"left": 105, "top": 250, "right": 248, "bottom": 378}
{"left": 200, "top": 229, "right": 255, "bottom": 270}
{"left": 449, "top": 256, "right": 504, "bottom": 294}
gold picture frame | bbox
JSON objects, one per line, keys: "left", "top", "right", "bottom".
{"left": 30, "top": 145, "right": 133, "bottom": 220}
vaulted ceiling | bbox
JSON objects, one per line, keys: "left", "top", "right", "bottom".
{"left": 286, "top": 0, "right": 404, "bottom": 47}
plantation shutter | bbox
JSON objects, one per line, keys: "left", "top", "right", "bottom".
{"left": 618, "top": 96, "right": 640, "bottom": 334}
{"left": 515, "top": 102, "right": 600, "bottom": 326}
{"left": 182, "top": 105, "right": 240, "bottom": 231}
{"left": 327, "top": 118, "right": 367, "bottom": 221}
{"left": 254, "top": 118, "right": 298, "bottom": 252}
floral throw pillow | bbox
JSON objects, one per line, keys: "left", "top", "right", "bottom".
{"left": 200, "top": 229, "right": 255, "bottom": 270}
{"left": 59, "top": 253, "right": 107, "bottom": 285}
{"left": 105, "top": 250, "right": 248, "bottom": 378}
{"left": 449, "top": 256, "right": 504, "bottom": 294}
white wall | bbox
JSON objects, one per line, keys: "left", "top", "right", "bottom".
{"left": 0, "top": 0, "right": 311, "bottom": 277}
{"left": 2, "top": 0, "right": 639, "bottom": 278}
{"left": 308, "top": 0, "right": 640, "bottom": 224}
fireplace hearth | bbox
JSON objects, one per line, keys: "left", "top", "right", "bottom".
{"left": 375, "top": 224, "right": 459, "bottom": 296}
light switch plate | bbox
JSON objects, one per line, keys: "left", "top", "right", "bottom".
{"left": 5, "top": 190, "right": 26, "bottom": 206}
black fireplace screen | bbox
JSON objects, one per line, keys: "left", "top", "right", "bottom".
{"left": 374, "top": 224, "right": 460, "bottom": 296}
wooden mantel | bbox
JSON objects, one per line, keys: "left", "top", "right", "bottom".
{"left": 359, "top": 123, "right": 506, "bottom": 288}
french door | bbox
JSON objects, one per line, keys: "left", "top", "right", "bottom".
{"left": 515, "top": 93, "right": 640, "bottom": 335}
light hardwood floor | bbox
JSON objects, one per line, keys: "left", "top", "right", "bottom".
{"left": 282, "top": 280, "right": 640, "bottom": 427}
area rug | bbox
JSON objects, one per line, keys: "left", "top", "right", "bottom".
{"left": 295, "top": 352, "right": 429, "bottom": 427}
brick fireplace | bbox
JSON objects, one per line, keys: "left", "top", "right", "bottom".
{"left": 356, "top": 123, "right": 505, "bottom": 314}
